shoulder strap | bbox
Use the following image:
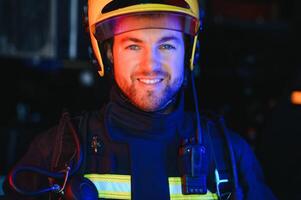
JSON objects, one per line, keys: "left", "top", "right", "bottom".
{"left": 76, "top": 111, "right": 90, "bottom": 175}
{"left": 49, "top": 111, "right": 89, "bottom": 174}
{"left": 203, "top": 116, "right": 234, "bottom": 199}
{"left": 50, "top": 112, "right": 69, "bottom": 172}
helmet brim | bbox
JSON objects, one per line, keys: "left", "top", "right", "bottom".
{"left": 94, "top": 11, "right": 199, "bottom": 42}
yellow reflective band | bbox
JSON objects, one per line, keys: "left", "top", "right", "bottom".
{"left": 84, "top": 174, "right": 218, "bottom": 200}
{"left": 84, "top": 174, "right": 131, "bottom": 199}
{"left": 168, "top": 177, "right": 218, "bottom": 200}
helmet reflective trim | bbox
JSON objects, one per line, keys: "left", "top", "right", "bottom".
{"left": 102, "top": 0, "right": 190, "bottom": 13}
{"left": 94, "top": 12, "right": 198, "bottom": 42}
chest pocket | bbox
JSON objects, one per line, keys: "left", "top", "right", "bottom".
{"left": 84, "top": 174, "right": 218, "bottom": 200}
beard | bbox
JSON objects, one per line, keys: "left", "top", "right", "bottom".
{"left": 118, "top": 75, "right": 183, "bottom": 112}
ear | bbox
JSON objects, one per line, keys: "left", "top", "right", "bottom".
{"left": 106, "top": 44, "right": 113, "bottom": 64}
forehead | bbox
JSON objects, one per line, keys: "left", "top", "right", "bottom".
{"left": 114, "top": 28, "right": 184, "bottom": 45}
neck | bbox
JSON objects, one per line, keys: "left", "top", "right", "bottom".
{"left": 105, "top": 85, "right": 185, "bottom": 138}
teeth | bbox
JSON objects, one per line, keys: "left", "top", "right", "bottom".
{"left": 138, "top": 79, "right": 162, "bottom": 84}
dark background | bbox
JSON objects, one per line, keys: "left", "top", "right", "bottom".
{"left": 0, "top": 0, "right": 300, "bottom": 199}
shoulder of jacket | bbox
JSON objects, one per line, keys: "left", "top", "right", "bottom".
{"left": 63, "top": 109, "right": 105, "bottom": 127}
{"left": 198, "top": 111, "right": 251, "bottom": 154}
{"left": 30, "top": 110, "right": 97, "bottom": 151}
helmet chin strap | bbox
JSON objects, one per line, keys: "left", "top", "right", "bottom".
{"left": 154, "top": 94, "right": 178, "bottom": 114}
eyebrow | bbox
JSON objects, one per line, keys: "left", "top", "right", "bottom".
{"left": 120, "top": 37, "right": 143, "bottom": 44}
{"left": 158, "top": 36, "right": 182, "bottom": 44}
{"left": 120, "top": 35, "right": 182, "bottom": 44}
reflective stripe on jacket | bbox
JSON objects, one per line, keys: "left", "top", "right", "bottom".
{"left": 84, "top": 174, "right": 218, "bottom": 200}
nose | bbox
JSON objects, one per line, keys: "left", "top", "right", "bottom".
{"left": 140, "top": 48, "right": 161, "bottom": 72}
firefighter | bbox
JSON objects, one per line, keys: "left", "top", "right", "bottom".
{"left": 5, "top": 1, "right": 276, "bottom": 199}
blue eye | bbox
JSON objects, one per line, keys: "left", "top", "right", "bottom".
{"left": 126, "top": 45, "right": 140, "bottom": 50}
{"left": 159, "top": 44, "right": 176, "bottom": 50}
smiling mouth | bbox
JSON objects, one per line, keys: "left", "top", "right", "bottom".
{"left": 137, "top": 78, "right": 164, "bottom": 85}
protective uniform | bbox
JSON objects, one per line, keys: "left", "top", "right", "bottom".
{"left": 4, "top": 85, "right": 277, "bottom": 200}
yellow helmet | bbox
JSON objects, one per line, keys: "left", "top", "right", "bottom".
{"left": 88, "top": 0, "right": 201, "bottom": 76}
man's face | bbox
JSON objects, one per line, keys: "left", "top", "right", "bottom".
{"left": 111, "top": 17, "right": 185, "bottom": 112}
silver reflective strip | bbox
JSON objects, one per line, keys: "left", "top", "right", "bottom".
{"left": 169, "top": 183, "right": 183, "bottom": 195}
{"left": 93, "top": 181, "right": 131, "bottom": 193}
